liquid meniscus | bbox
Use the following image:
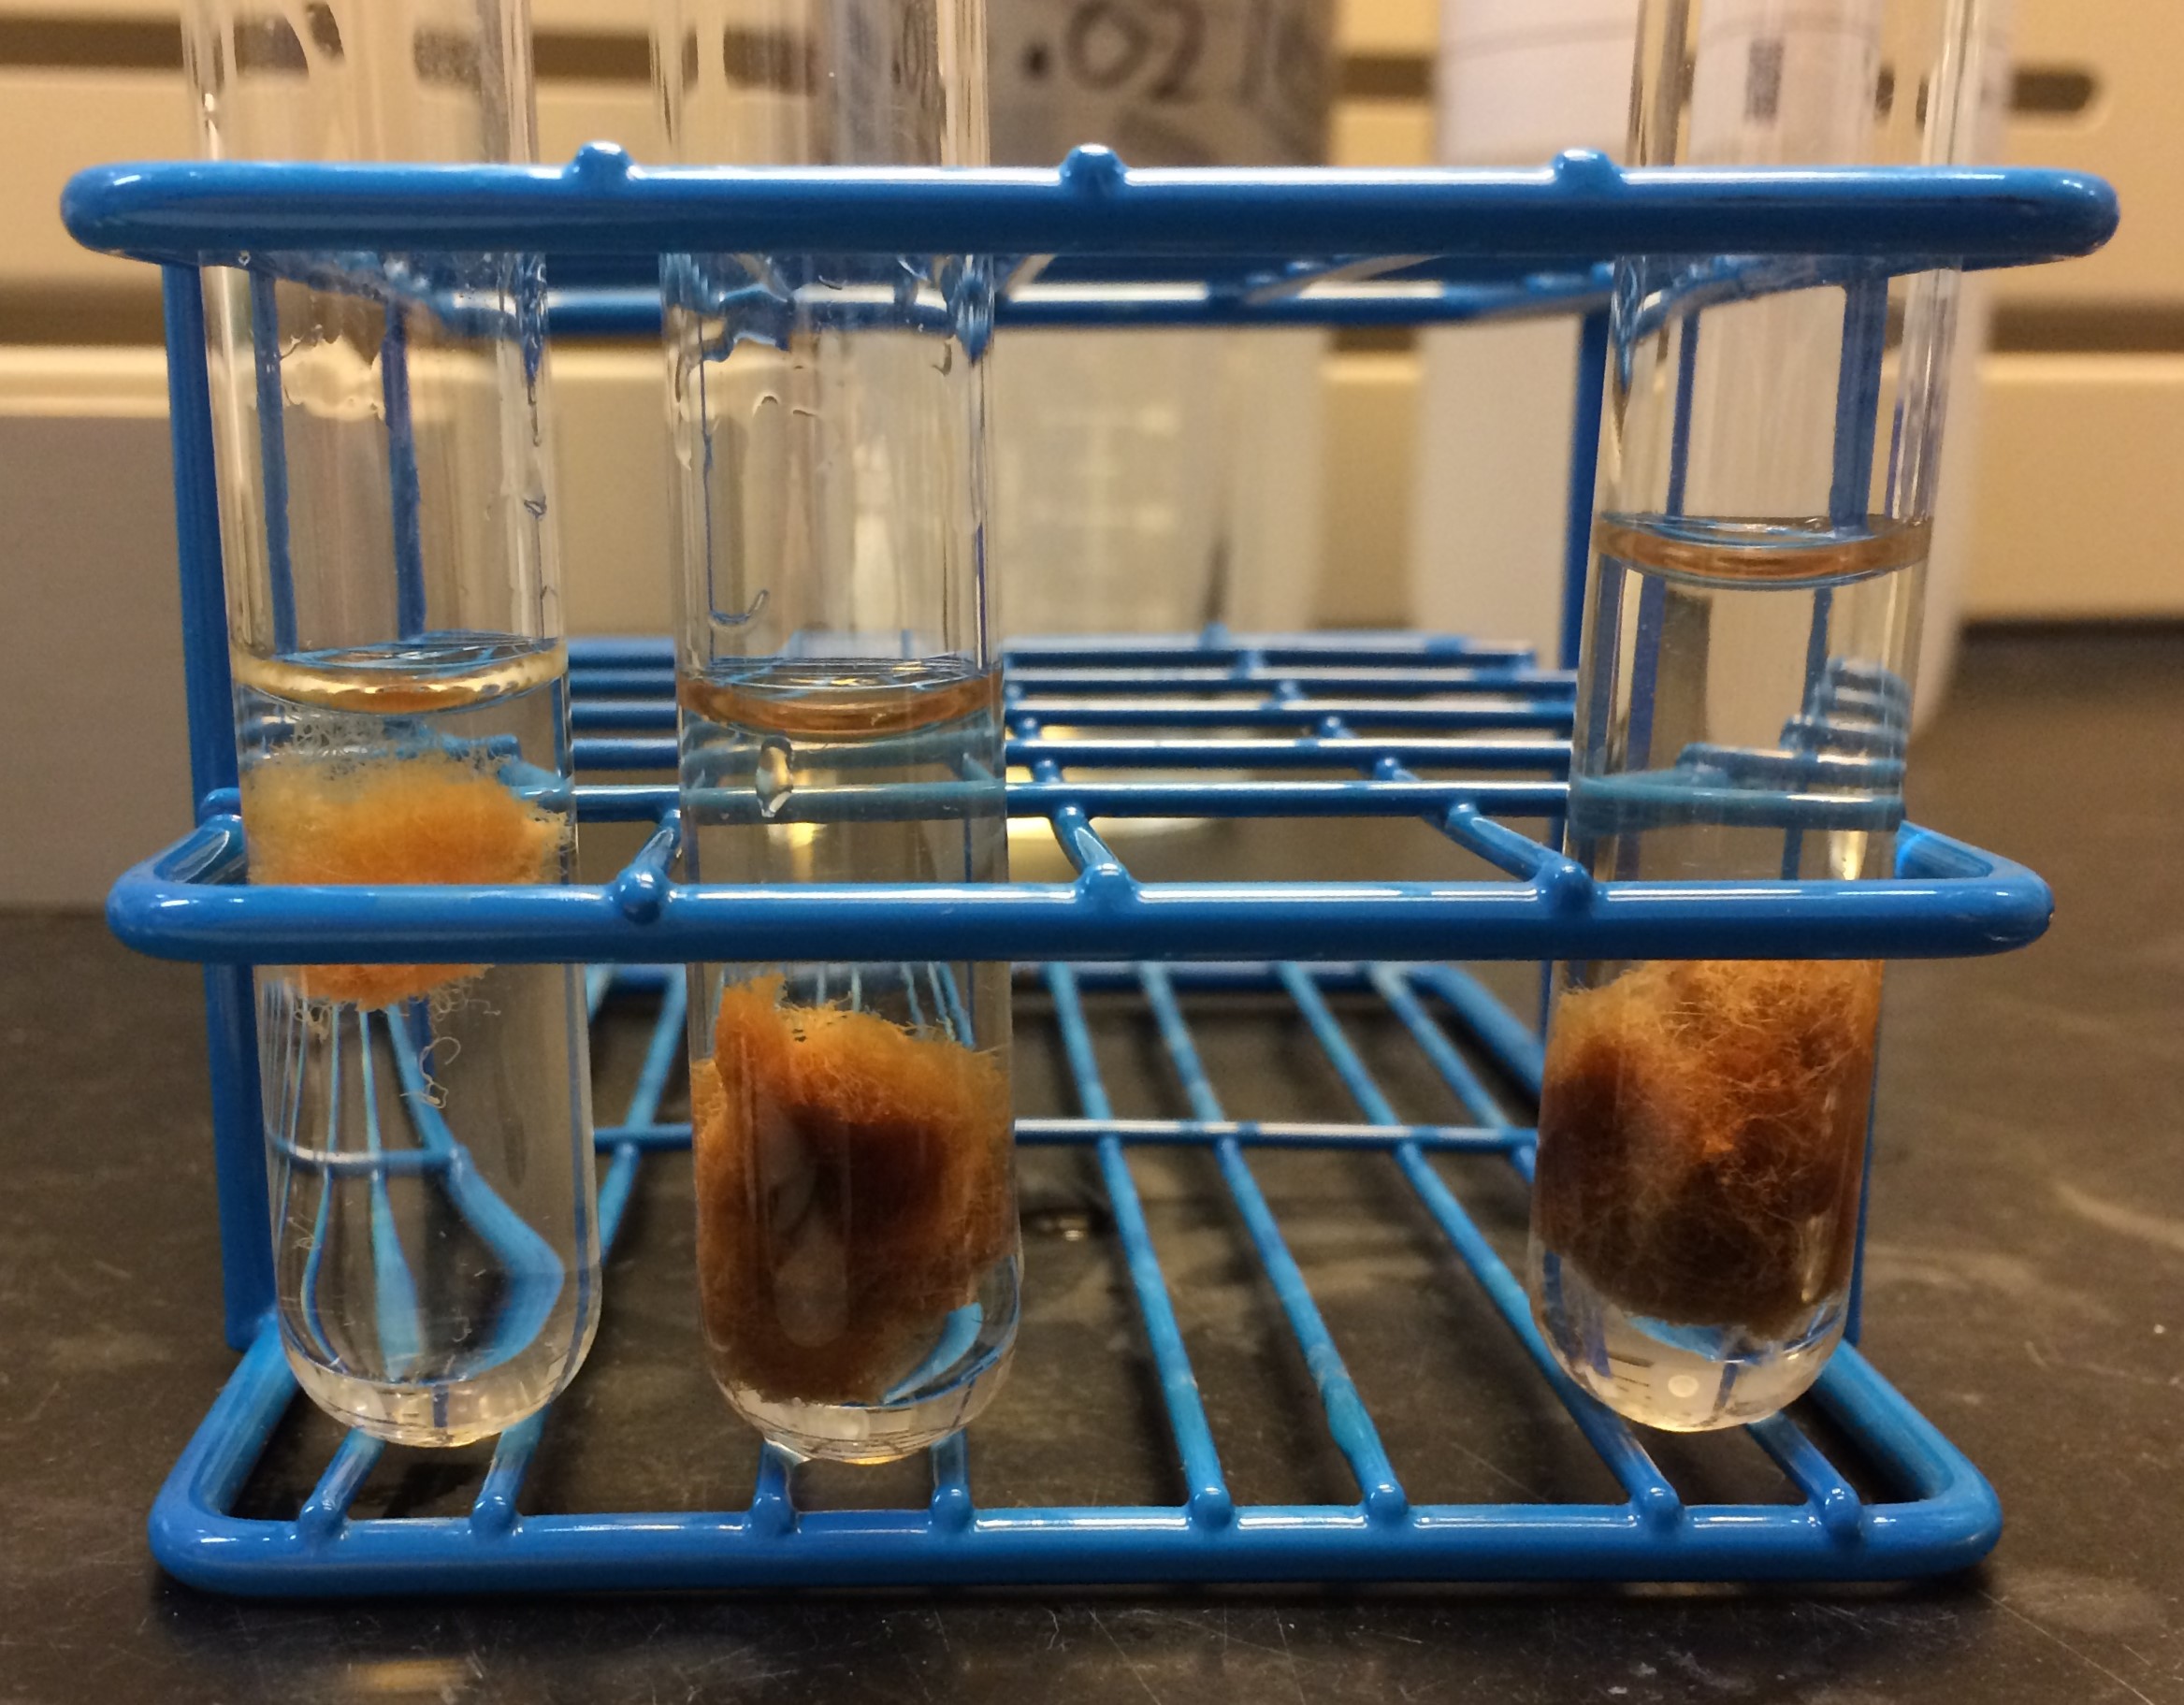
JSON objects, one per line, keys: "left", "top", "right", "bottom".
{"left": 1592, "top": 513, "right": 1932, "bottom": 588}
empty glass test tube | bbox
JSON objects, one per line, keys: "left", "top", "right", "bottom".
{"left": 186, "top": 0, "right": 600, "bottom": 1445}
{"left": 658, "top": 0, "right": 1019, "bottom": 1463}
{"left": 1528, "top": 0, "right": 1989, "bottom": 1430}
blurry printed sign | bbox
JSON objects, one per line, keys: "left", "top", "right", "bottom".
{"left": 991, "top": 0, "right": 1333, "bottom": 166}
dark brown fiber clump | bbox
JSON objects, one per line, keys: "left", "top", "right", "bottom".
{"left": 692, "top": 976, "right": 1017, "bottom": 1406}
{"left": 1532, "top": 958, "right": 1883, "bottom": 1336}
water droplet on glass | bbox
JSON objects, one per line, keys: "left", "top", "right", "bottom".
{"left": 756, "top": 736, "right": 794, "bottom": 819}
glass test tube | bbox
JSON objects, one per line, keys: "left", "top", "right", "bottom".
{"left": 1528, "top": 0, "right": 1988, "bottom": 1430}
{"left": 658, "top": 0, "right": 1019, "bottom": 1463}
{"left": 186, "top": 0, "right": 600, "bottom": 1445}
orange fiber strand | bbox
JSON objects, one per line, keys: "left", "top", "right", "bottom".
{"left": 242, "top": 748, "right": 566, "bottom": 1006}
{"left": 1532, "top": 959, "right": 1884, "bottom": 1335}
{"left": 693, "top": 975, "right": 1017, "bottom": 1405}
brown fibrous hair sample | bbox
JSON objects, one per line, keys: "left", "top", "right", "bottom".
{"left": 242, "top": 747, "right": 566, "bottom": 1006}
{"left": 692, "top": 975, "right": 1017, "bottom": 1406}
{"left": 1532, "top": 958, "right": 1883, "bottom": 1336}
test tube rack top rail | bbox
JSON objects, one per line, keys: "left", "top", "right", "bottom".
{"left": 65, "top": 148, "right": 2112, "bottom": 1595}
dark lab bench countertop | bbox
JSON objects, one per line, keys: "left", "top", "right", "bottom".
{"left": 3, "top": 629, "right": 2179, "bottom": 1705}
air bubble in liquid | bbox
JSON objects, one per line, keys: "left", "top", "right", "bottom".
{"left": 756, "top": 735, "right": 794, "bottom": 818}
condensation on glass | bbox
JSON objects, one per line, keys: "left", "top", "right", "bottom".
{"left": 657, "top": 0, "right": 1019, "bottom": 1463}
{"left": 185, "top": 0, "right": 600, "bottom": 1445}
{"left": 1528, "top": 0, "right": 1992, "bottom": 1430}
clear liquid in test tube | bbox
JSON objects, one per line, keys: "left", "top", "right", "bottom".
{"left": 186, "top": 0, "right": 600, "bottom": 1445}
{"left": 658, "top": 0, "right": 1020, "bottom": 1464}
{"left": 1527, "top": 0, "right": 1989, "bottom": 1430}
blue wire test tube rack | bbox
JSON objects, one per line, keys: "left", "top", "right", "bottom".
{"left": 61, "top": 144, "right": 2115, "bottom": 1594}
